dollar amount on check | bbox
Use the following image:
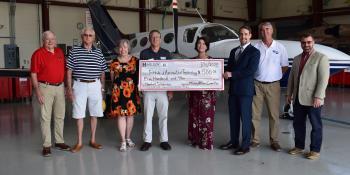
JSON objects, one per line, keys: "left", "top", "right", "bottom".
{"left": 139, "top": 59, "right": 224, "bottom": 91}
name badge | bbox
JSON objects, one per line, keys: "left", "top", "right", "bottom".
{"left": 160, "top": 57, "right": 166, "bottom": 60}
{"left": 272, "top": 50, "right": 279, "bottom": 54}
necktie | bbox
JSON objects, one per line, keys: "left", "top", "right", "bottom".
{"left": 235, "top": 47, "right": 243, "bottom": 61}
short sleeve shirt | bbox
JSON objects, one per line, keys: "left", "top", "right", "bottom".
{"left": 140, "top": 47, "right": 171, "bottom": 60}
{"left": 30, "top": 47, "right": 65, "bottom": 83}
{"left": 254, "top": 40, "right": 289, "bottom": 82}
{"left": 66, "top": 45, "right": 107, "bottom": 80}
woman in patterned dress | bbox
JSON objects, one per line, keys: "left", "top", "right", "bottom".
{"left": 188, "top": 37, "right": 217, "bottom": 150}
{"left": 110, "top": 39, "right": 141, "bottom": 151}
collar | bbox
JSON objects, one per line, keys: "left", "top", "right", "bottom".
{"left": 81, "top": 44, "right": 96, "bottom": 51}
{"left": 240, "top": 43, "right": 250, "bottom": 51}
{"left": 302, "top": 49, "right": 315, "bottom": 58}
{"left": 261, "top": 40, "right": 275, "bottom": 48}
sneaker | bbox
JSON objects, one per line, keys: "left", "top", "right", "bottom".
{"left": 140, "top": 142, "right": 152, "bottom": 151}
{"left": 305, "top": 151, "right": 320, "bottom": 160}
{"left": 288, "top": 147, "right": 304, "bottom": 155}
{"left": 120, "top": 142, "right": 127, "bottom": 152}
{"left": 126, "top": 139, "right": 135, "bottom": 148}
{"left": 270, "top": 142, "right": 282, "bottom": 152}
{"left": 160, "top": 142, "right": 172, "bottom": 151}
{"left": 250, "top": 142, "right": 260, "bottom": 148}
{"left": 42, "top": 147, "right": 51, "bottom": 157}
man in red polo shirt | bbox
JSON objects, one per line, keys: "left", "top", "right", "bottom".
{"left": 31, "top": 31, "right": 71, "bottom": 157}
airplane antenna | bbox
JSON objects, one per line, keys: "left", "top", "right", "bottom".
{"left": 195, "top": 8, "right": 206, "bottom": 23}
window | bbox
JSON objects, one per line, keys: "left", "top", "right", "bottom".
{"left": 140, "top": 37, "right": 148, "bottom": 47}
{"left": 183, "top": 27, "right": 198, "bottom": 43}
{"left": 131, "top": 39, "right": 137, "bottom": 48}
{"left": 164, "top": 33, "right": 174, "bottom": 44}
{"left": 200, "top": 25, "right": 238, "bottom": 43}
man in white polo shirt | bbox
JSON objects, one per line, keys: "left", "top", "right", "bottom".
{"left": 251, "top": 22, "right": 289, "bottom": 151}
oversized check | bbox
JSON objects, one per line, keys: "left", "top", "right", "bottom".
{"left": 139, "top": 59, "right": 224, "bottom": 91}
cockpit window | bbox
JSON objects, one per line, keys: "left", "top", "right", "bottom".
{"left": 183, "top": 27, "right": 198, "bottom": 43}
{"left": 200, "top": 25, "right": 238, "bottom": 43}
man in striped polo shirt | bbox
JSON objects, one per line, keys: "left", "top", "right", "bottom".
{"left": 66, "top": 28, "right": 107, "bottom": 153}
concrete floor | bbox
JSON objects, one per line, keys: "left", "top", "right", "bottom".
{"left": 0, "top": 88, "right": 349, "bottom": 175}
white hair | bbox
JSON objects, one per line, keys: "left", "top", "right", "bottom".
{"left": 42, "top": 30, "right": 56, "bottom": 41}
{"left": 81, "top": 27, "right": 95, "bottom": 36}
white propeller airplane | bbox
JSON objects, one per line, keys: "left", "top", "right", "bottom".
{"left": 87, "top": 0, "right": 350, "bottom": 87}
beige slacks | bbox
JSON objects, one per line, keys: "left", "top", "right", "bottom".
{"left": 252, "top": 81, "right": 280, "bottom": 144}
{"left": 38, "top": 83, "right": 65, "bottom": 147}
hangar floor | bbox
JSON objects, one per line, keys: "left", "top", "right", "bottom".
{"left": 0, "top": 88, "right": 349, "bottom": 175}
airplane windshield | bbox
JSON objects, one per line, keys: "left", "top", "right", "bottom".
{"left": 201, "top": 25, "right": 238, "bottom": 43}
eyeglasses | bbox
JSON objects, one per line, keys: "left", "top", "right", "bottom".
{"left": 83, "top": 34, "right": 94, "bottom": 37}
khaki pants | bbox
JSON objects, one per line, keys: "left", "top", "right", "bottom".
{"left": 143, "top": 91, "right": 169, "bottom": 143}
{"left": 38, "top": 83, "right": 66, "bottom": 147}
{"left": 252, "top": 81, "right": 280, "bottom": 144}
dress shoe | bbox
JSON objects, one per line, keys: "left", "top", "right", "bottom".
{"left": 71, "top": 144, "right": 83, "bottom": 153}
{"left": 89, "top": 141, "right": 103, "bottom": 149}
{"left": 42, "top": 147, "right": 51, "bottom": 157}
{"left": 233, "top": 148, "right": 250, "bottom": 155}
{"left": 140, "top": 142, "right": 152, "bottom": 151}
{"left": 250, "top": 142, "right": 260, "bottom": 148}
{"left": 219, "top": 142, "right": 239, "bottom": 150}
{"left": 305, "top": 151, "right": 320, "bottom": 160}
{"left": 55, "top": 143, "right": 71, "bottom": 151}
{"left": 288, "top": 147, "right": 304, "bottom": 155}
{"left": 160, "top": 142, "right": 172, "bottom": 150}
{"left": 270, "top": 142, "right": 282, "bottom": 152}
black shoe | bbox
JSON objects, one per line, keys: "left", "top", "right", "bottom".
{"left": 160, "top": 142, "right": 172, "bottom": 150}
{"left": 219, "top": 142, "right": 239, "bottom": 150}
{"left": 140, "top": 142, "right": 152, "bottom": 151}
{"left": 233, "top": 148, "right": 250, "bottom": 155}
{"left": 42, "top": 147, "right": 52, "bottom": 157}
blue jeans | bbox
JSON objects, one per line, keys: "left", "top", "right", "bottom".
{"left": 293, "top": 97, "right": 323, "bottom": 152}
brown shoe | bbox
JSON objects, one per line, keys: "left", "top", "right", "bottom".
{"left": 55, "top": 143, "right": 71, "bottom": 151}
{"left": 42, "top": 147, "right": 51, "bottom": 157}
{"left": 305, "top": 151, "right": 320, "bottom": 160}
{"left": 71, "top": 144, "right": 83, "bottom": 153}
{"left": 89, "top": 141, "right": 103, "bottom": 149}
{"left": 288, "top": 147, "right": 304, "bottom": 155}
{"left": 270, "top": 143, "right": 282, "bottom": 152}
{"left": 250, "top": 142, "right": 260, "bottom": 148}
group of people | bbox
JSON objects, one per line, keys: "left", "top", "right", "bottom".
{"left": 30, "top": 21, "right": 329, "bottom": 161}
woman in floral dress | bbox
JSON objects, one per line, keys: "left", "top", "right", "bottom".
{"left": 110, "top": 39, "right": 141, "bottom": 151}
{"left": 188, "top": 37, "right": 217, "bottom": 150}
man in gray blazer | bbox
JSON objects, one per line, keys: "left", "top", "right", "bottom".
{"left": 286, "top": 33, "right": 329, "bottom": 160}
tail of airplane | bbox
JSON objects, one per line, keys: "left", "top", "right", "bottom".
{"left": 87, "top": 0, "right": 134, "bottom": 56}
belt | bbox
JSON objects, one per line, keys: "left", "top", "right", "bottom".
{"left": 74, "top": 79, "right": 97, "bottom": 83}
{"left": 254, "top": 79, "right": 279, "bottom": 84}
{"left": 39, "top": 81, "right": 62, "bottom": 86}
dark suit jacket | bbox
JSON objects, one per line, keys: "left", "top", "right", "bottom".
{"left": 225, "top": 44, "right": 260, "bottom": 96}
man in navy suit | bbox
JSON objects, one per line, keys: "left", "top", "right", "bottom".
{"left": 220, "top": 25, "right": 260, "bottom": 155}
